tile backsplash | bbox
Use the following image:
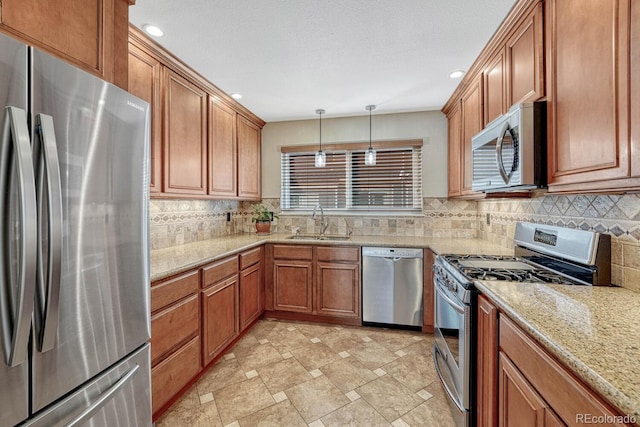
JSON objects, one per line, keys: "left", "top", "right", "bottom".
{"left": 149, "top": 193, "right": 640, "bottom": 292}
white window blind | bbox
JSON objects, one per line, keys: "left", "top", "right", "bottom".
{"left": 281, "top": 141, "right": 422, "bottom": 213}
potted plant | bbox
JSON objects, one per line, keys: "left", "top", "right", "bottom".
{"left": 251, "top": 203, "right": 278, "bottom": 234}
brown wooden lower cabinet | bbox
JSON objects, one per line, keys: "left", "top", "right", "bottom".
{"left": 477, "top": 294, "right": 498, "bottom": 427}
{"left": 273, "top": 260, "right": 314, "bottom": 313}
{"left": 423, "top": 248, "right": 435, "bottom": 333}
{"left": 149, "top": 270, "right": 201, "bottom": 418}
{"left": 151, "top": 335, "right": 201, "bottom": 416}
{"left": 476, "top": 297, "right": 635, "bottom": 427}
{"left": 150, "top": 246, "right": 267, "bottom": 420}
{"left": 150, "top": 293, "right": 199, "bottom": 363}
{"left": 267, "top": 244, "right": 361, "bottom": 323}
{"left": 240, "top": 260, "right": 262, "bottom": 331}
{"left": 202, "top": 275, "right": 239, "bottom": 366}
{"left": 315, "top": 261, "right": 360, "bottom": 318}
{"left": 499, "top": 352, "right": 562, "bottom": 427}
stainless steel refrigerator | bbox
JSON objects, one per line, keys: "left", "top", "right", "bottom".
{"left": 0, "top": 32, "right": 152, "bottom": 426}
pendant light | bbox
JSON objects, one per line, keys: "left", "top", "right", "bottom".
{"left": 365, "top": 105, "right": 376, "bottom": 166}
{"left": 315, "top": 109, "right": 326, "bottom": 167}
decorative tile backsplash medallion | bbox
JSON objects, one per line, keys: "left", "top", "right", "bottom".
{"left": 477, "top": 192, "right": 640, "bottom": 292}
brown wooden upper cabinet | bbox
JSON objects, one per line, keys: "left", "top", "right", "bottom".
{"left": 447, "top": 103, "right": 463, "bottom": 198}
{"left": 460, "top": 75, "right": 484, "bottom": 197}
{"left": 237, "top": 115, "right": 262, "bottom": 200}
{"left": 506, "top": 2, "right": 544, "bottom": 107}
{"left": 0, "top": 0, "right": 130, "bottom": 88}
{"left": 163, "top": 68, "right": 208, "bottom": 195}
{"left": 128, "top": 42, "right": 162, "bottom": 193}
{"left": 443, "top": 0, "right": 544, "bottom": 198}
{"left": 209, "top": 100, "right": 262, "bottom": 200}
{"left": 209, "top": 98, "right": 238, "bottom": 198}
{"left": 483, "top": 2, "right": 543, "bottom": 126}
{"left": 446, "top": 74, "right": 483, "bottom": 199}
{"left": 128, "top": 27, "right": 264, "bottom": 199}
{"left": 547, "top": 0, "right": 637, "bottom": 193}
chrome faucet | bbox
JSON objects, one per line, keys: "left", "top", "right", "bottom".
{"left": 312, "top": 203, "right": 328, "bottom": 236}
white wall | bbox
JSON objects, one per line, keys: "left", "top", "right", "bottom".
{"left": 261, "top": 110, "right": 448, "bottom": 198}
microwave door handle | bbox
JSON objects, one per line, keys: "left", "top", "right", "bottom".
{"left": 495, "top": 123, "right": 518, "bottom": 184}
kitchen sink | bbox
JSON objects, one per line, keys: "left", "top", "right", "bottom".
{"left": 288, "top": 234, "right": 351, "bottom": 241}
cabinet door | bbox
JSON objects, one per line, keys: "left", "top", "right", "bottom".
{"left": 273, "top": 260, "right": 313, "bottom": 313}
{"left": 239, "top": 262, "right": 262, "bottom": 331}
{"left": 547, "top": 0, "right": 631, "bottom": 189}
{"left": 423, "top": 249, "right": 435, "bottom": 333}
{"left": 477, "top": 295, "right": 498, "bottom": 427}
{"left": 128, "top": 43, "right": 162, "bottom": 193}
{"left": 315, "top": 262, "right": 360, "bottom": 319}
{"left": 506, "top": 3, "right": 544, "bottom": 106}
{"left": 498, "top": 352, "right": 562, "bottom": 427}
{"left": 209, "top": 98, "right": 238, "bottom": 197}
{"left": 0, "top": 0, "right": 120, "bottom": 83}
{"left": 202, "top": 276, "right": 239, "bottom": 366}
{"left": 461, "top": 74, "right": 483, "bottom": 195}
{"left": 447, "top": 103, "right": 463, "bottom": 197}
{"left": 163, "top": 68, "right": 207, "bottom": 195}
{"left": 484, "top": 49, "right": 506, "bottom": 126}
{"left": 237, "top": 115, "right": 261, "bottom": 200}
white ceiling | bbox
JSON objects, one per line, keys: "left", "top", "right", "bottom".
{"left": 129, "top": 0, "right": 517, "bottom": 122}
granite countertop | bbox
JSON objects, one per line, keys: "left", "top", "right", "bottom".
{"left": 476, "top": 281, "right": 640, "bottom": 423}
{"left": 150, "top": 232, "right": 512, "bottom": 282}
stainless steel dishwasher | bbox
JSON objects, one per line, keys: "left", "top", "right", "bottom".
{"left": 362, "top": 247, "right": 424, "bottom": 328}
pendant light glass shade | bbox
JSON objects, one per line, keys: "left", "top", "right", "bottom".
{"left": 365, "top": 105, "right": 376, "bottom": 165}
{"left": 315, "top": 109, "right": 326, "bottom": 167}
{"left": 365, "top": 147, "right": 376, "bottom": 165}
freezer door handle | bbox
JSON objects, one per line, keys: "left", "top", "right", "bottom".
{"left": 0, "top": 106, "right": 37, "bottom": 367}
{"left": 66, "top": 364, "right": 140, "bottom": 427}
{"left": 33, "top": 114, "right": 62, "bottom": 352}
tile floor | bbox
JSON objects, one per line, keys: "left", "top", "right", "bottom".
{"left": 156, "top": 319, "right": 456, "bottom": 427}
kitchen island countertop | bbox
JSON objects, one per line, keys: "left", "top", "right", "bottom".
{"left": 476, "top": 280, "right": 640, "bottom": 424}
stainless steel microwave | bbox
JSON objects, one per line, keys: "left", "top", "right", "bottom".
{"left": 471, "top": 102, "right": 546, "bottom": 192}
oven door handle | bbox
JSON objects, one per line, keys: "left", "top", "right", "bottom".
{"left": 433, "top": 345, "right": 465, "bottom": 411}
{"left": 435, "top": 281, "right": 465, "bottom": 315}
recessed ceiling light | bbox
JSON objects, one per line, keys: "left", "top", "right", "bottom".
{"left": 449, "top": 70, "right": 465, "bottom": 79}
{"left": 143, "top": 25, "right": 164, "bottom": 37}
{"left": 230, "top": 93, "right": 243, "bottom": 100}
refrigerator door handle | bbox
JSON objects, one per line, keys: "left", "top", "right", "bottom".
{"left": 34, "top": 114, "right": 62, "bottom": 353}
{"left": 65, "top": 364, "right": 140, "bottom": 427}
{"left": 0, "top": 106, "right": 37, "bottom": 367}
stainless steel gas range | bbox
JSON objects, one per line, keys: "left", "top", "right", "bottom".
{"left": 432, "top": 222, "right": 611, "bottom": 427}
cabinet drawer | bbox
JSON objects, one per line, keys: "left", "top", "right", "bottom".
{"left": 151, "top": 294, "right": 199, "bottom": 364}
{"left": 240, "top": 246, "right": 262, "bottom": 270}
{"left": 151, "top": 270, "right": 199, "bottom": 313}
{"left": 272, "top": 244, "right": 313, "bottom": 260}
{"left": 151, "top": 335, "right": 201, "bottom": 416}
{"left": 202, "top": 256, "right": 238, "bottom": 287}
{"left": 499, "top": 315, "right": 626, "bottom": 425}
{"left": 316, "top": 246, "right": 359, "bottom": 262}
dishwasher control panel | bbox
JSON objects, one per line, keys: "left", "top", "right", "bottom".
{"left": 362, "top": 247, "right": 423, "bottom": 258}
